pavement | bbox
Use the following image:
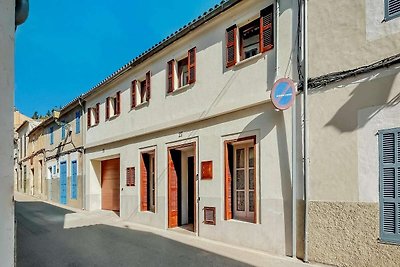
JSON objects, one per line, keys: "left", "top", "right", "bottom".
{"left": 15, "top": 192, "right": 324, "bottom": 267}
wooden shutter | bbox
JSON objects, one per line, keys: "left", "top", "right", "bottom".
{"left": 146, "top": 71, "right": 151, "bottom": 101}
{"left": 131, "top": 80, "right": 137, "bottom": 109}
{"left": 226, "top": 26, "right": 237, "bottom": 68}
{"left": 95, "top": 103, "right": 100, "bottom": 124}
{"left": 224, "top": 141, "right": 233, "bottom": 220}
{"left": 105, "top": 97, "right": 110, "bottom": 120}
{"left": 126, "top": 167, "right": 135, "bottom": 186}
{"left": 188, "top": 47, "right": 196, "bottom": 84}
{"left": 260, "top": 5, "right": 274, "bottom": 53}
{"left": 168, "top": 150, "right": 179, "bottom": 228}
{"left": 87, "top": 108, "right": 91, "bottom": 128}
{"left": 116, "top": 91, "right": 121, "bottom": 115}
{"left": 167, "top": 60, "right": 175, "bottom": 93}
{"left": 379, "top": 129, "right": 400, "bottom": 243}
{"left": 140, "top": 154, "right": 148, "bottom": 211}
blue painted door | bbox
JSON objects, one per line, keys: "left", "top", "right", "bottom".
{"left": 71, "top": 161, "right": 77, "bottom": 199}
{"left": 60, "top": 162, "right": 67, "bottom": 205}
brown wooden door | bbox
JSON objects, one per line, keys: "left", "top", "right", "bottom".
{"left": 101, "top": 158, "right": 120, "bottom": 211}
{"left": 168, "top": 150, "right": 179, "bottom": 228}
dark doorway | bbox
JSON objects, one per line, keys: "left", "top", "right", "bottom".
{"left": 187, "top": 156, "right": 195, "bottom": 225}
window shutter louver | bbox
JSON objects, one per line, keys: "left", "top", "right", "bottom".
{"left": 140, "top": 154, "right": 148, "bottom": 211}
{"left": 167, "top": 60, "right": 175, "bottom": 93}
{"left": 260, "top": 5, "right": 274, "bottom": 53}
{"left": 131, "top": 80, "right": 137, "bottom": 109}
{"left": 95, "top": 103, "right": 100, "bottom": 124}
{"left": 146, "top": 71, "right": 151, "bottom": 101}
{"left": 105, "top": 98, "right": 110, "bottom": 120}
{"left": 226, "top": 26, "right": 237, "bottom": 68}
{"left": 379, "top": 129, "right": 400, "bottom": 243}
{"left": 224, "top": 141, "right": 233, "bottom": 220}
{"left": 188, "top": 47, "right": 196, "bottom": 84}
{"left": 116, "top": 91, "right": 121, "bottom": 115}
{"left": 87, "top": 108, "right": 91, "bottom": 128}
{"left": 386, "top": 0, "right": 400, "bottom": 19}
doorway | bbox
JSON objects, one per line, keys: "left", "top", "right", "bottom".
{"left": 101, "top": 158, "right": 120, "bottom": 212}
{"left": 168, "top": 143, "right": 196, "bottom": 232}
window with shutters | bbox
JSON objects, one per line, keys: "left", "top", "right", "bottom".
{"left": 75, "top": 111, "right": 81, "bottom": 134}
{"left": 379, "top": 128, "right": 400, "bottom": 244}
{"left": 49, "top": 127, "right": 54, "bottom": 145}
{"left": 131, "top": 72, "right": 151, "bottom": 107}
{"left": 226, "top": 5, "right": 274, "bottom": 67}
{"left": 141, "top": 150, "right": 156, "bottom": 213}
{"left": 87, "top": 104, "right": 100, "bottom": 128}
{"left": 166, "top": 47, "right": 196, "bottom": 94}
{"left": 385, "top": 0, "right": 400, "bottom": 21}
{"left": 224, "top": 137, "right": 257, "bottom": 223}
{"left": 106, "top": 91, "right": 121, "bottom": 120}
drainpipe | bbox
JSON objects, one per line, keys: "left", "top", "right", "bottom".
{"left": 302, "top": 0, "right": 310, "bottom": 263}
{"left": 78, "top": 96, "right": 86, "bottom": 210}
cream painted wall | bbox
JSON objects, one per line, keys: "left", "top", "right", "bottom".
{"left": 309, "top": 0, "right": 400, "bottom": 78}
{"left": 0, "top": 0, "right": 15, "bottom": 265}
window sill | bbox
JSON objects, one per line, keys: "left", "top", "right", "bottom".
{"left": 134, "top": 101, "right": 149, "bottom": 110}
{"left": 227, "top": 218, "right": 257, "bottom": 225}
{"left": 107, "top": 114, "right": 120, "bottom": 121}
{"left": 234, "top": 53, "right": 264, "bottom": 68}
{"left": 168, "top": 83, "right": 193, "bottom": 96}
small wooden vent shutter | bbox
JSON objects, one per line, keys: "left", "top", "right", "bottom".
{"left": 131, "top": 80, "right": 137, "bottom": 109}
{"left": 146, "top": 71, "right": 151, "bottom": 101}
{"left": 167, "top": 60, "right": 175, "bottom": 93}
{"left": 140, "top": 154, "right": 148, "bottom": 211}
{"left": 260, "top": 5, "right": 274, "bottom": 53}
{"left": 87, "top": 108, "right": 91, "bottom": 128}
{"left": 188, "top": 47, "right": 196, "bottom": 84}
{"left": 226, "top": 26, "right": 237, "bottom": 67}
{"left": 116, "top": 91, "right": 121, "bottom": 115}
{"left": 224, "top": 141, "right": 233, "bottom": 220}
{"left": 105, "top": 98, "right": 110, "bottom": 120}
{"left": 379, "top": 129, "right": 400, "bottom": 243}
{"left": 95, "top": 103, "right": 100, "bottom": 124}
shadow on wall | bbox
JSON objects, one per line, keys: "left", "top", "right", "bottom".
{"left": 323, "top": 72, "right": 399, "bottom": 133}
{"left": 239, "top": 105, "right": 293, "bottom": 257}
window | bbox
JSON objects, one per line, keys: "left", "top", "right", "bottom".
{"left": 166, "top": 47, "right": 196, "bottom": 93}
{"left": 226, "top": 5, "right": 274, "bottom": 67}
{"left": 385, "top": 0, "right": 400, "bottom": 21}
{"left": 131, "top": 71, "right": 151, "bottom": 108}
{"left": 87, "top": 104, "right": 100, "bottom": 128}
{"left": 75, "top": 111, "right": 81, "bottom": 134}
{"left": 61, "top": 120, "right": 66, "bottom": 140}
{"left": 224, "top": 137, "right": 256, "bottom": 223}
{"left": 50, "top": 127, "right": 54, "bottom": 145}
{"left": 106, "top": 91, "right": 121, "bottom": 120}
{"left": 141, "top": 150, "right": 156, "bottom": 213}
{"left": 379, "top": 128, "right": 400, "bottom": 244}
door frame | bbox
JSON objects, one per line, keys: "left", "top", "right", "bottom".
{"left": 167, "top": 141, "right": 197, "bottom": 232}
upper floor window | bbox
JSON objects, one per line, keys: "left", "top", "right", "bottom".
{"left": 106, "top": 91, "right": 121, "bottom": 120}
{"left": 385, "top": 0, "right": 400, "bottom": 21}
{"left": 166, "top": 47, "right": 196, "bottom": 93}
{"left": 75, "top": 111, "right": 81, "bottom": 134}
{"left": 131, "top": 71, "right": 151, "bottom": 108}
{"left": 50, "top": 127, "right": 54, "bottom": 145}
{"left": 61, "top": 120, "right": 66, "bottom": 140}
{"left": 226, "top": 5, "right": 274, "bottom": 67}
{"left": 87, "top": 103, "right": 100, "bottom": 129}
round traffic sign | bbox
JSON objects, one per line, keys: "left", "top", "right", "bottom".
{"left": 270, "top": 78, "right": 297, "bottom": 110}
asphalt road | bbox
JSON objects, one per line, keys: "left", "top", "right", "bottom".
{"left": 16, "top": 201, "right": 250, "bottom": 267}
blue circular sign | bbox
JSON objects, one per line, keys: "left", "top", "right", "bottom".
{"left": 270, "top": 78, "right": 297, "bottom": 110}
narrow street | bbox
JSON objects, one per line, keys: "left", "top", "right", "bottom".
{"left": 16, "top": 199, "right": 250, "bottom": 267}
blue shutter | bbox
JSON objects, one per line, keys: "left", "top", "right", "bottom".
{"left": 50, "top": 127, "right": 54, "bottom": 145}
{"left": 60, "top": 161, "right": 67, "bottom": 205}
{"left": 61, "top": 121, "right": 66, "bottom": 140}
{"left": 385, "top": 0, "right": 400, "bottom": 21}
{"left": 379, "top": 128, "right": 400, "bottom": 243}
{"left": 71, "top": 160, "right": 78, "bottom": 199}
{"left": 76, "top": 111, "right": 81, "bottom": 134}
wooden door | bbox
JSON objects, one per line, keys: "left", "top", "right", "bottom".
{"left": 101, "top": 158, "right": 120, "bottom": 211}
{"left": 168, "top": 150, "right": 179, "bottom": 228}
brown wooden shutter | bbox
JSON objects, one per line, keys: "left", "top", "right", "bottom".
{"left": 87, "top": 108, "right": 91, "bottom": 128}
{"left": 260, "top": 5, "right": 274, "bottom": 53}
{"left": 140, "top": 154, "right": 148, "bottom": 211}
{"left": 105, "top": 98, "right": 110, "bottom": 120}
{"left": 188, "top": 47, "right": 196, "bottom": 84}
{"left": 95, "top": 103, "right": 100, "bottom": 124}
{"left": 167, "top": 60, "right": 175, "bottom": 93}
{"left": 226, "top": 26, "right": 237, "bottom": 68}
{"left": 168, "top": 150, "right": 179, "bottom": 228}
{"left": 224, "top": 141, "right": 233, "bottom": 220}
{"left": 116, "top": 91, "right": 121, "bottom": 115}
{"left": 146, "top": 71, "right": 151, "bottom": 101}
{"left": 131, "top": 80, "right": 137, "bottom": 109}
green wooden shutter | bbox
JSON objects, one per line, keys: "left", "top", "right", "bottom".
{"left": 379, "top": 128, "right": 400, "bottom": 243}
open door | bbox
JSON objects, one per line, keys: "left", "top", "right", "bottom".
{"left": 168, "top": 150, "right": 180, "bottom": 228}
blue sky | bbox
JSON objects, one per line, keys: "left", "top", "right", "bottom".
{"left": 15, "top": 0, "right": 222, "bottom": 117}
